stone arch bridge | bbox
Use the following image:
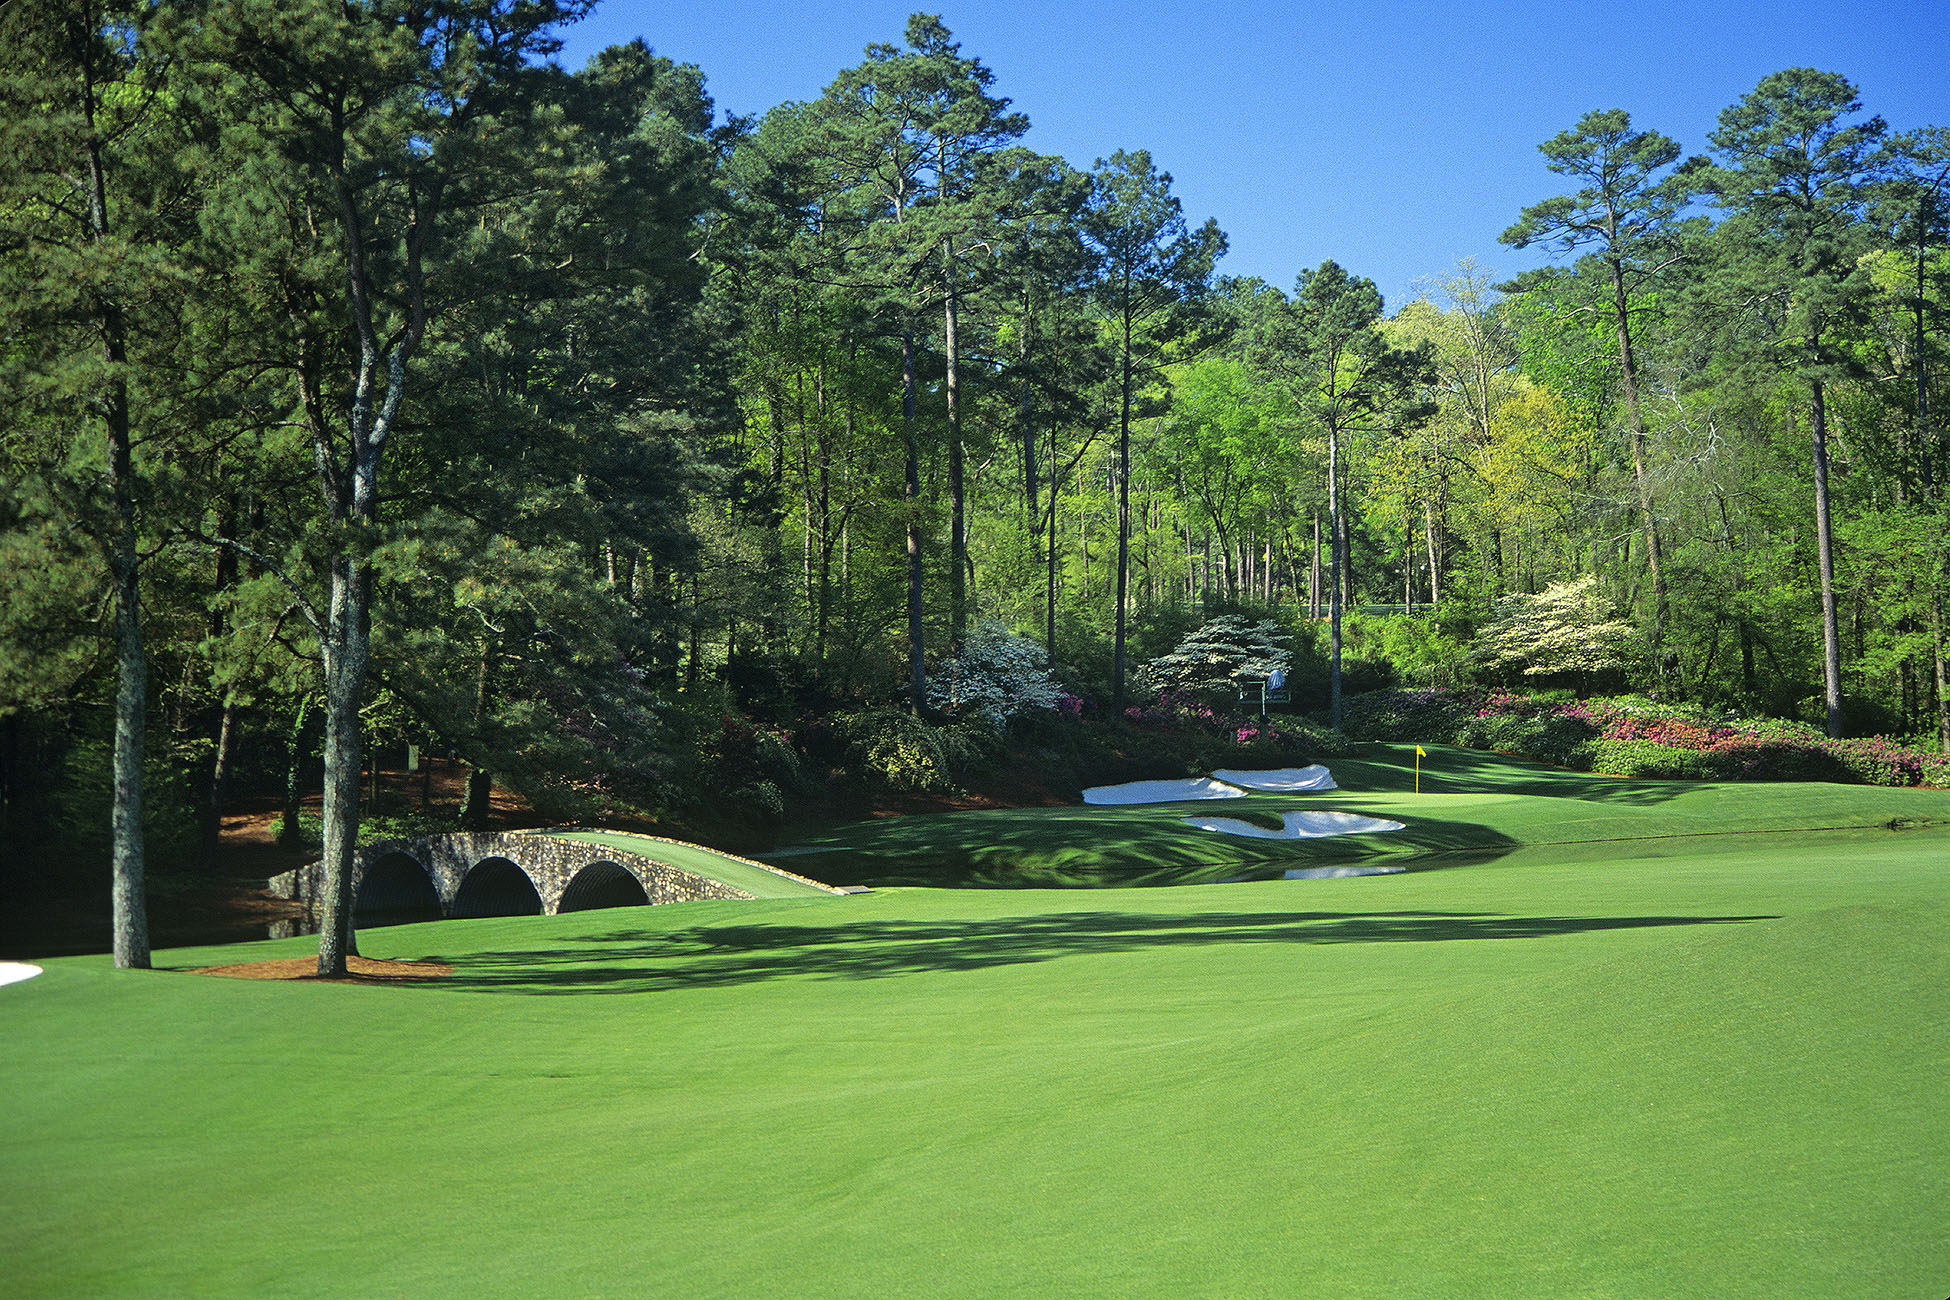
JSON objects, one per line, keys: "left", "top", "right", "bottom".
{"left": 268, "top": 830, "right": 791, "bottom": 929}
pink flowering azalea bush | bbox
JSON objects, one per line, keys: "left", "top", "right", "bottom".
{"left": 1340, "top": 688, "right": 1948, "bottom": 788}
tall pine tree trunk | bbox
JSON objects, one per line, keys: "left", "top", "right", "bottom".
{"left": 109, "top": 500, "right": 149, "bottom": 970}
{"left": 1811, "top": 375, "right": 1846, "bottom": 737}
{"left": 87, "top": 98, "right": 148, "bottom": 970}
{"left": 1311, "top": 513, "right": 1321, "bottom": 619}
{"left": 316, "top": 545, "right": 373, "bottom": 973}
{"left": 903, "top": 322, "right": 925, "bottom": 714}
{"left": 1111, "top": 313, "right": 1133, "bottom": 713}
{"left": 1932, "top": 590, "right": 1949, "bottom": 752}
{"left": 1611, "top": 258, "right": 1668, "bottom": 660}
{"left": 1916, "top": 220, "right": 1935, "bottom": 501}
{"left": 1327, "top": 425, "right": 1344, "bottom": 730}
{"left": 944, "top": 231, "right": 967, "bottom": 650}
{"left": 1046, "top": 424, "right": 1059, "bottom": 656}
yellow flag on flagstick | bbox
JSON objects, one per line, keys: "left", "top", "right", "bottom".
{"left": 1415, "top": 745, "right": 1427, "bottom": 793}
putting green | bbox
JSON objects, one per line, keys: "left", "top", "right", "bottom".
{"left": 3, "top": 756, "right": 1947, "bottom": 1297}
{"left": 763, "top": 744, "right": 1950, "bottom": 887}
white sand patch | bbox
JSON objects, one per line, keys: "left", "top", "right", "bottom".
{"left": 1179, "top": 810, "right": 1405, "bottom": 840}
{"left": 0, "top": 962, "right": 44, "bottom": 988}
{"left": 1283, "top": 866, "right": 1406, "bottom": 880}
{"left": 1210, "top": 765, "right": 1337, "bottom": 792}
{"left": 1082, "top": 776, "right": 1247, "bottom": 805}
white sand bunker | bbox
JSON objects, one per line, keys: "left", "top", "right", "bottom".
{"left": 1210, "top": 765, "right": 1337, "bottom": 792}
{"left": 1180, "top": 810, "right": 1405, "bottom": 840}
{"left": 0, "top": 962, "right": 44, "bottom": 988}
{"left": 1083, "top": 776, "right": 1248, "bottom": 805}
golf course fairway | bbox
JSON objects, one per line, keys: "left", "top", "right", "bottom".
{"left": 3, "top": 749, "right": 1946, "bottom": 1297}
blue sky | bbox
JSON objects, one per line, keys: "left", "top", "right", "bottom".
{"left": 552, "top": 0, "right": 1949, "bottom": 310}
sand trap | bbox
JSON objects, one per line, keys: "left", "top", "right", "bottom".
{"left": 1283, "top": 866, "right": 1405, "bottom": 879}
{"left": 0, "top": 962, "right": 44, "bottom": 988}
{"left": 1179, "top": 810, "right": 1405, "bottom": 840}
{"left": 1210, "top": 765, "right": 1337, "bottom": 792}
{"left": 1083, "top": 776, "right": 1247, "bottom": 805}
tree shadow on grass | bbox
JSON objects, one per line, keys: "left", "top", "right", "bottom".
{"left": 425, "top": 908, "right": 1777, "bottom": 996}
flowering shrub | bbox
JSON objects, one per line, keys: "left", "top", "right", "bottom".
{"left": 928, "top": 620, "right": 1067, "bottom": 723}
{"left": 1339, "top": 687, "right": 1945, "bottom": 788}
{"left": 1136, "top": 615, "right": 1291, "bottom": 699}
{"left": 1469, "top": 577, "right": 1644, "bottom": 684}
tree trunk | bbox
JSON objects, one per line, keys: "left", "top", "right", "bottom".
{"left": 1611, "top": 258, "right": 1668, "bottom": 659}
{"left": 460, "top": 639, "right": 492, "bottom": 830}
{"left": 81, "top": 66, "right": 149, "bottom": 970}
{"left": 1021, "top": 334, "right": 1038, "bottom": 517}
{"left": 1338, "top": 495, "right": 1354, "bottom": 611}
{"left": 1403, "top": 520, "right": 1413, "bottom": 614}
{"left": 315, "top": 552, "right": 371, "bottom": 974}
{"left": 1046, "top": 422, "right": 1058, "bottom": 656}
{"left": 1311, "top": 513, "right": 1321, "bottom": 618}
{"left": 109, "top": 515, "right": 149, "bottom": 971}
{"left": 1424, "top": 500, "right": 1442, "bottom": 608}
{"left": 1327, "top": 425, "right": 1344, "bottom": 730}
{"left": 1916, "top": 220, "right": 1935, "bottom": 502}
{"left": 1811, "top": 376, "right": 1846, "bottom": 737}
{"left": 944, "top": 231, "right": 967, "bottom": 651}
{"left": 1932, "top": 586, "right": 1949, "bottom": 752}
{"left": 903, "top": 322, "right": 926, "bottom": 714}
{"left": 279, "top": 698, "right": 311, "bottom": 848}
{"left": 202, "top": 700, "right": 237, "bottom": 869}
{"left": 200, "top": 495, "right": 244, "bottom": 869}
{"left": 1111, "top": 312, "right": 1134, "bottom": 713}
{"left": 814, "top": 411, "right": 833, "bottom": 662}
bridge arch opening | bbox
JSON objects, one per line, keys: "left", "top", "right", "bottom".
{"left": 557, "top": 860, "right": 650, "bottom": 913}
{"left": 354, "top": 852, "right": 443, "bottom": 928}
{"left": 451, "top": 857, "right": 543, "bottom": 919}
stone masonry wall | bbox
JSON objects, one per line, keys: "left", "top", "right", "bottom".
{"left": 268, "top": 830, "right": 751, "bottom": 922}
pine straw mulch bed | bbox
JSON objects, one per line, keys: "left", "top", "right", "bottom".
{"left": 190, "top": 955, "right": 452, "bottom": 984}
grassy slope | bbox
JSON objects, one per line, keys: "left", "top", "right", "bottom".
{"left": 3, "top": 764, "right": 1948, "bottom": 1297}
{"left": 763, "top": 743, "right": 1950, "bottom": 887}
{"left": 549, "top": 830, "right": 834, "bottom": 898}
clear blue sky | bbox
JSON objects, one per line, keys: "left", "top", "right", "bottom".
{"left": 552, "top": 0, "right": 1949, "bottom": 310}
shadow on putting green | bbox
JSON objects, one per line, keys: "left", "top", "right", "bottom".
{"left": 428, "top": 908, "right": 1778, "bottom": 996}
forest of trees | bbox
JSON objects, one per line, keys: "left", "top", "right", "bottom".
{"left": 2, "top": 2, "right": 1945, "bottom": 972}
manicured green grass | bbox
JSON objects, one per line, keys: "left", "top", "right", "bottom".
{"left": 765, "top": 743, "right": 1950, "bottom": 887}
{"left": 550, "top": 829, "right": 835, "bottom": 898}
{"left": 3, "top": 758, "right": 1947, "bottom": 1297}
